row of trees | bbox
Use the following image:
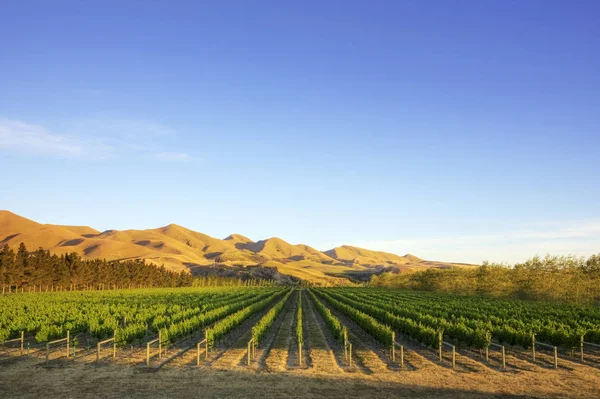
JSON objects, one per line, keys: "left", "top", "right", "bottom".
{"left": 0, "top": 243, "right": 269, "bottom": 290}
{"left": 369, "top": 254, "right": 600, "bottom": 305}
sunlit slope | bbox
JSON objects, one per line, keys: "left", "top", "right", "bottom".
{"left": 0, "top": 210, "right": 474, "bottom": 282}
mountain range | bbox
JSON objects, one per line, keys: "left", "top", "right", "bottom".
{"left": 0, "top": 210, "right": 475, "bottom": 284}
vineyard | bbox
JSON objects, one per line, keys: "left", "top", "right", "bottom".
{"left": 1, "top": 286, "right": 600, "bottom": 398}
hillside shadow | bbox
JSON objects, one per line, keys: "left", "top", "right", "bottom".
{"left": 0, "top": 233, "right": 20, "bottom": 244}
{"left": 61, "top": 238, "right": 84, "bottom": 247}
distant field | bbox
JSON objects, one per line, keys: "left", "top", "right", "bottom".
{"left": 1, "top": 287, "right": 599, "bottom": 398}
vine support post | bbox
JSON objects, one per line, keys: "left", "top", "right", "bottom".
{"left": 348, "top": 343, "right": 352, "bottom": 367}
{"left": 146, "top": 342, "right": 150, "bottom": 366}
{"left": 158, "top": 331, "right": 162, "bottom": 360}
{"left": 206, "top": 331, "right": 209, "bottom": 359}
{"left": 391, "top": 332, "right": 396, "bottom": 362}
{"left": 20, "top": 331, "right": 24, "bottom": 356}
{"left": 438, "top": 331, "right": 443, "bottom": 362}
{"left": 485, "top": 346, "right": 489, "bottom": 362}
{"left": 247, "top": 339, "right": 252, "bottom": 366}
{"left": 400, "top": 345, "right": 404, "bottom": 368}
{"left": 66, "top": 330, "right": 70, "bottom": 358}
{"left": 196, "top": 342, "right": 201, "bottom": 366}
{"left": 532, "top": 333, "right": 536, "bottom": 362}
{"left": 113, "top": 330, "right": 117, "bottom": 359}
{"left": 580, "top": 335, "right": 584, "bottom": 362}
{"left": 554, "top": 346, "right": 558, "bottom": 369}
{"left": 452, "top": 345, "right": 456, "bottom": 369}
{"left": 502, "top": 346, "right": 506, "bottom": 370}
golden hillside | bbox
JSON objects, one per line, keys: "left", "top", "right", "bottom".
{"left": 0, "top": 210, "right": 474, "bottom": 283}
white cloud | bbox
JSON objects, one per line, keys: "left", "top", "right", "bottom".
{"left": 0, "top": 119, "right": 113, "bottom": 159}
{"left": 154, "top": 151, "right": 192, "bottom": 162}
{"left": 0, "top": 118, "right": 193, "bottom": 161}
{"left": 348, "top": 219, "right": 600, "bottom": 265}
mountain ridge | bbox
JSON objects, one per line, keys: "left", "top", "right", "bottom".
{"left": 0, "top": 210, "right": 475, "bottom": 284}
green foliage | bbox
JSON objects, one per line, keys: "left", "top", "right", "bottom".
{"left": 322, "top": 288, "right": 600, "bottom": 349}
{"left": 205, "top": 289, "right": 290, "bottom": 348}
{"left": 313, "top": 289, "right": 394, "bottom": 346}
{"left": 369, "top": 253, "right": 600, "bottom": 305}
{"left": 307, "top": 289, "right": 345, "bottom": 342}
{"left": 296, "top": 290, "right": 303, "bottom": 347}
{"left": 0, "top": 287, "right": 283, "bottom": 346}
{"left": 0, "top": 243, "right": 267, "bottom": 291}
{"left": 251, "top": 290, "right": 293, "bottom": 345}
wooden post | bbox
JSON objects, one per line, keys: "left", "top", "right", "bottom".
{"left": 197, "top": 342, "right": 201, "bottom": 366}
{"left": 146, "top": 342, "right": 150, "bottom": 365}
{"left": 452, "top": 345, "right": 456, "bottom": 369}
{"left": 485, "top": 346, "right": 489, "bottom": 362}
{"left": 46, "top": 343, "right": 50, "bottom": 363}
{"left": 400, "top": 345, "right": 404, "bottom": 368}
{"left": 554, "top": 346, "right": 558, "bottom": 369}
{"left": 438, "top": 332, "right": 443, "bottom": 362}
{"left": 344, "top": 340, "right": 347, "bottom": 361}
{"left": 113, "top": 330, "right": 117, "bottom": 359}
{"left": 158, "top": 331, "right": 162, "bottom": 360}
{"left": 391, "top": 332, "right": 396, "bottom": 361}
{"left": 349, "top": 343, "right": 352, "bottom": 367}
{"left": 502, "top": 346, "right": 506, "bottom": 370}
{"left": 247, "top": 340, "right": 252, "bottom": 366}
{"left": 97, "top": 342, "right": 101, "bottom": 362}
{"left": 66, "top": 330, "right": 70, "bottom": 358}
{"left": 20, "top": 331, "right": 24, "bottom": 356}
{"left": 532, "top": 334, "right": 536, "bottom": 362}
{"left": 581, "top": 335, "right": 584, "bottom": 362}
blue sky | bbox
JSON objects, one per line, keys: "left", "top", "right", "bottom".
{"left": 1, "top": 1, "right": 599, "bottom": 264}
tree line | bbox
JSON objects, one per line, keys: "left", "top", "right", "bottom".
{"left": 0, "top": 243, "right": 270, "bottom": 291}
{"left": 369, "top": 254, "right": 600, "bottom": 305}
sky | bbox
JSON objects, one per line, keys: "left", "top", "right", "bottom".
{"left": 1, "top": 1, "right": 599, "bottom": 264}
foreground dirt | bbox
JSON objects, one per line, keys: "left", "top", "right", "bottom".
{"left": 0, "top": 356, "right": 598, "bottom": 399}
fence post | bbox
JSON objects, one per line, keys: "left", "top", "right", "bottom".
{"left": 20, "top": 331, "right": 24, "bottom": 356}
{"left": 146, "top": 342, "right": 150, "bottom": 366}
{"left": 485, "top": 346, "right": 489, "bottom": 362}
{"left": 532, "top": 334, "right": 536, "bottom": 362}
{"left": 66, "top": 330, "right": 70, "bottom": 358}
{"left": 502, "top": 346, "right": 506, "bottom": 369}
{"left": 554, "top": 346, "right": 558, "bottom": 369}
{"left": 580, "top": 335, "right": 584, "bottom": 362}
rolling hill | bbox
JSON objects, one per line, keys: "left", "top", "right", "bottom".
{"left": 0, "top": 210, "right": 475, "bottom": 284}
